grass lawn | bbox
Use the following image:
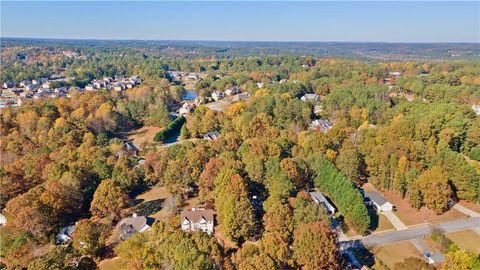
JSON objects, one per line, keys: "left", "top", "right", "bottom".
{"left": 373, "top": 241, "right": 421, "bottom": 269}
{"left": 375, "top": 213, "right": 395, "bottom": 232}
{"left": 129, "top": 186, "right": 171, "bottom": 221}
{"left": 446, "top": 230, "right": 480, "bottom": 253}
{"left": 367, "top": 206, "right": 395, "bottom": 234}
{"left": 99, "top": 257, "right": 128, "bottom": 270}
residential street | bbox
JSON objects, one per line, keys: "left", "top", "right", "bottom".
{"left": 345, "top": 217, "right": 480, "bottom": 248}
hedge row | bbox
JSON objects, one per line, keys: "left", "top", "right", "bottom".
{"left": 153, "top": 116, "right": 186, "bottom": 142}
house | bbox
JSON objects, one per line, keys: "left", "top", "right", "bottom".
{"left": 211, "top": 91, "right": 225, "bottom": 101}
{"left": 365, "top": 192, "right": 394, "bottom": 212}
{"left": 225, "top": 86, "right": 239, "bottom": 96}
{"left": 26, "top": 84, "right": 39, "bottom": 91}
{"left": 117, "top": 213, "right": 155, "bottom": 240}
{"left": 230, "top": 92, "right": 250, "bottom": 103}
{"left": 179, "top": 103, "right": 194, "bottom": 115}
{"left": 314, "top": 105, "right": 323, "bottom": 114}
{"left": 203, "top": 131, "right": 220, "bottom": 141}
{"left": 472, "top": 105, "right": 480, "bottom": 116}
{"left": 309, "top": 119, "right": 333, "bottom": 132}
{"left": 122, "top": 141, "right": 139, "bottom": 156}
{"left": 0, "top": 214, "right": 6, "bottom": 226}
{"left": 256, "top": 82, "right": 264, "bottom": 88}
{"left": 20, "top": 80, "right": 31, "bottom": 87}
{"left": 3, "top": 81, "right": 14, "bottom": 89}
{"left": 56, "top": 224, "right": 75, "bottom": 244}
{"left": 85, "top": 84, "right": 95, "bottom": 91}
{"left": 180, "top": 208, "right": 215, "bottom": 235}
{"left": 93, "top": 80, "right": 106, "bottom": 89}
{"left": 301, "top": 93, "right": 321, "bottom": 102}
{"left": 309, "top": 192, "right": 336, "bottom": 214}
{"left": 389, "top": 71, "right": 402, "bottom": 77}
{"left": 187, "top": 73, "right": 200, "bottom": 80}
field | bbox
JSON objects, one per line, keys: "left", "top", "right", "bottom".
{"left": 446, "top": 230, "right": 480, "bottom": 253}
{"left": 125, "top": 126, "right": 163, "bottom": 147}
{"left": 131, "top": 186, "right": 171, "bottom": 221}
{"left": 373, "top": 241, "right": 421, "bottom": 269}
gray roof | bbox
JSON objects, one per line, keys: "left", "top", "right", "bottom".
{"left": 117, "top": 215, "right": 154, "bottom": 240}
{"left": 365, "top": 192, "right": 388, "bottom": 206}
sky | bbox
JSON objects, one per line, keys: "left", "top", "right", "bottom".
{"left": 1, "top": 1, "right": 479, "bottom": 43}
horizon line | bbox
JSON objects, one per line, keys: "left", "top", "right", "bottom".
{"left": 2, "top": 36, "right": 479, "bottom": 45}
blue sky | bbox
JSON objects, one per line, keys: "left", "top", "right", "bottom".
{"left": 1, "top": 1, "right": 479, "bottom": 42}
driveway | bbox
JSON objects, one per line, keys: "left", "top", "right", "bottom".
{"left": 453, "top": 204, "right": 480, "bottom": 217}
{"left": 382, "top": 210, "right": 408, "bottom": 230}
{"left": 358, "top": 217, "right": 480, "bottom": 248}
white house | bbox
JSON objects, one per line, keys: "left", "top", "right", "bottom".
{"left": 472, "top": 105, "right": 480, "bottom": 116}
{"left": 56, "top": 224, "right": 76, "bottom": 244}
{"left": 225, "top": 86, "right": 239, "bottom": 96}
{"left": 117, "top": 213, "right": 154, "bottom": 240}
{"left": 309, "top": 192, "right": 336, "bottom": 214}
{"left": 0, "top": 214, "right": 6, "bottom": 226}
{"left": 301, "top": 93, "right": 321, "bottom": 102}
{"left": 365, "top": 192, "right": 394, "bottom": 212}
{"left": 256, "top": 82, "right": 264, "bottom": 88}
{"left": 85, "top": 84, "right": 95, "bottom": 91}
{"left": 181, "top": 208, "right": 215, "bottom": 235}
{"left": 211, "top": 91, "right": 225, "bottom": 101}
{"left": 179, "top": 103, "right": 194, "bottom": 115}
{"left": 309, "top": 119, "right": 333, "bottom": 132}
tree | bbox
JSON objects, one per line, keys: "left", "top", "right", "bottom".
{"left": 293, "top": 221, "right": 341, "bottom": 269}
{"left": 72, "top": 219, "right": 106, "bottom": 257}
{"left": 263, "top": 202, "right": 294, "bottom": 240}
{"left": 90, "top": 179, "right": 128, "bottom": 220}
{"left": 335, "top": 142, "right": 365, "bottom": 186}
{"left": 417, "top": 166, "right": 452, "bottom": 214}
{"left": 111, "top": 156, "right": 142, "bottom": 192}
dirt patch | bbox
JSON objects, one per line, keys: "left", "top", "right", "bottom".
{"left": 446, "top": 230, "right": 480, "bottom": 253}
{"left": 99, "top": 257, "right": 127, "bottom": 270}
{"left": 214, "top": 224, "right": 237, "bottom": 250}
{"left": 126, "top": 126, "right": 163, "bottom": 148}
{"left": 32, "top": 243, "right": 55, "bottom": 258}
{"left": 373, "top": 241, "right": 421, "bottom": 269}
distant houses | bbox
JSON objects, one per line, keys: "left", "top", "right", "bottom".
{"left": 309, "top": 192, "right": 336, "bottom": 215}
{"left": 117, "top": 213, "right": 155, "bottom": 240}
{"left": 364, "top": 192, "right": 394, "bottom": 212}
{"left": 180, "top": 208, "right": 215, "bottom": 235}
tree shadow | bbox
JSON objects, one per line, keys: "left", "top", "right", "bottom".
{"left": 367, "top": 206, "right": 380, "bottom": 232}
{"left": 131, "top": 199, "right": 165, "bottom": 217}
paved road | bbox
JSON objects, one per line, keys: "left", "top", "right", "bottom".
{"left": 357, "top": 217, "right": 480, "bottom": 248}
{"left": 453, "top": 204, "right": 480, "bottom": 217}
{"left": 382, "top": 210, "right": 408, "bottom": 230}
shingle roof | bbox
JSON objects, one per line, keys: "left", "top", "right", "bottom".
{"left": 365, "top": 192, "right": 388, "bottom": 206}
{"left": 181, "top": 209, "right": 215, "bottom": 223}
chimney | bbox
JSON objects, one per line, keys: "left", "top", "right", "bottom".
{"left": 132, "top": 213, "right": 137, "bottom": 218}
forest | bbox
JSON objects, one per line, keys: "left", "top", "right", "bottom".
{"left": 0, "top": 42, "right": 479, "bottom": 269}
